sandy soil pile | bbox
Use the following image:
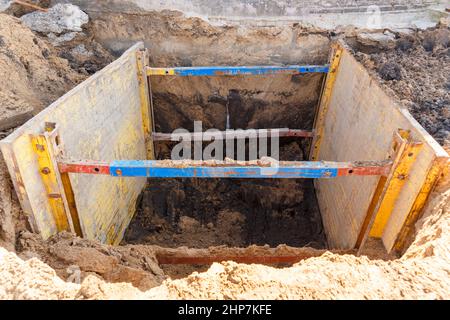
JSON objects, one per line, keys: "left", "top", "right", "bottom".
{"left": 0, "top": 11, "right": 113, "bottom": 132}
{"left": 0, "top": 14, "right": 84, "bottom": 121}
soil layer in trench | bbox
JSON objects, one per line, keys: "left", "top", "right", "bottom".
{"left": 125, "top": 176, "right": 326, "bottom": 249}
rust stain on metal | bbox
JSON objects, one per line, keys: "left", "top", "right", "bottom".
{"left": 35, "top": 144, "right": 45, "bottom": 152}
{"left": 58, "top": 161, "right": 111, "bottom": 175}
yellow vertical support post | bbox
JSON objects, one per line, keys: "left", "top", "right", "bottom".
{"left": 392, "top": 156, "right": 448, "bottom": 254}
{"left": 31, "top": 123, "right": 82, "bottom": 236}
{"left": 369, "top": 131, "right": 423, "bottom": 238}
{"left": 136, "top": 49, "right": 155, "bottom": 160}
{"left": 356, "top": 130, "right": 423, "bottom": 253}
{"left": 32, "top": 132, "right": 71, "bottom": 233}
{"left": 310, "top": 43, "right": 344, "bottom": 161}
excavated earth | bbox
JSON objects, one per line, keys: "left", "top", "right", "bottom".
{"left": 0, "top": 9, "right": 449, "bottom": 299}
{"left": 348, "top": 27, "right": 450, "bottom": 146}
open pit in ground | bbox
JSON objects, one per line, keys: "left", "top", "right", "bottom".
{"left": 0, "top": 6, "right": 449, "bottom": 299}
{"left": 125, "top": 63, "right": 327, "bottom": 251}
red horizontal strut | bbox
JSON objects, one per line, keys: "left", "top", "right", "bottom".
{"left": 58, "top": 161, "right": 110, "bottom": 175}
{"left": 337, "top": 163, "right": 392, "bottom": 177}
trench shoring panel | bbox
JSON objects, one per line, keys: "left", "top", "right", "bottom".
{"left": 315, "top": 45, "right": 449, "bottom": 251}
{"left": 0, "top": 43, "right": 148, "bottom": 244}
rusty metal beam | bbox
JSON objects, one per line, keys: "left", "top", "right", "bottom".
{"left": 154, "top": 246, "right": 353, "bottom": 265}
{"left": 59, "top": 161, "right": 111, "bottom": 175}
{"left": 153, "top": 128, "right": 314, "bottom": 141}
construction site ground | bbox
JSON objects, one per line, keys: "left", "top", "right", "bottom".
{"left": 0, "top": 4, "right": 449, "bottom": 300}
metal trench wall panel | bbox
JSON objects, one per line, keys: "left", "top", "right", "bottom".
{"left": 315, "top": 46, "right": 449, "bottom": 251}
{"left": 0, "top": 43, "right": 147, "bottom": 244}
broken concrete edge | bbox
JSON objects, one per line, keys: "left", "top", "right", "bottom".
{"left": 50, "top": 0, "right": 447, "bottom": 16}
{"left": 48, "top": 0, "right": 448, "bottom": 31}
{"left": 20, "top": 3, "right": 89, "bottom": 34}
{"left": 0, "top": 1, "right": 12, "bottom": 12}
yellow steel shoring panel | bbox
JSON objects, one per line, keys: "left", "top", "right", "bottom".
{"left": 31, "top": 134, "right": 72, "bottom": 233}
{"left": 0, "top": 43, "right": 146, "bottom": 244}
{"left": 392, "top": 157, "right": 448, "bottom": 253}
{"left": 310, "top": 43, "right": 344, "bottom": 161}
{"left": 369, "top": 131, "right": 424, "bottom": 238}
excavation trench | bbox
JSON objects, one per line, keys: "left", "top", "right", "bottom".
{"left": 125, "top": 73, "right": 327, "bottom": 249}
{"left": 106, "top": 16, "right": 334, "bottom": 251}
{"left": 2, "top": 11, "right": 448, "bottom": 289}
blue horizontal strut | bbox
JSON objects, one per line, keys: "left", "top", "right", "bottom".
{"left": 110, "top": 160, "right": 338, "bottom": 179}
{"left": 147, "top": 65, "right": 330, "bottom": 76}
{"left": 59, "top": 159, "right": 391, "bottom": 177}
